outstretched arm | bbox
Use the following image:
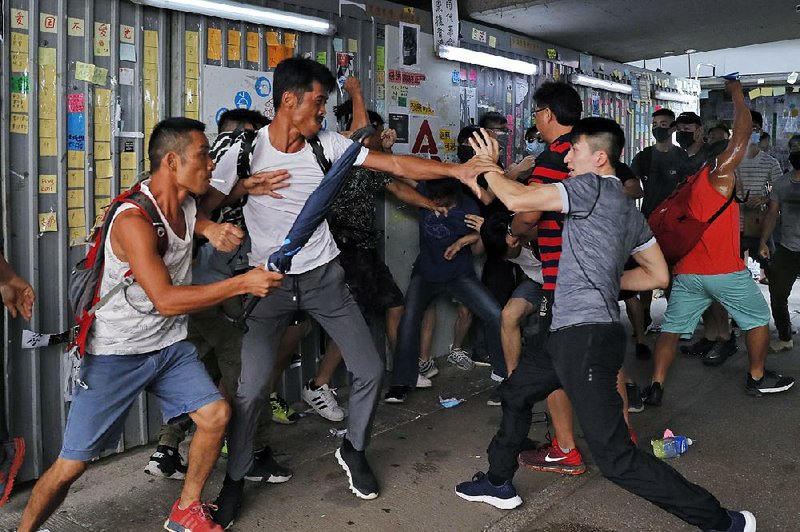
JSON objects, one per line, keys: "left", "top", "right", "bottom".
{"left": 710, "top": 80, "right": 751, "bottom": 197}
{"left": 362, "top": 149, "right": 499, "bottom": 182}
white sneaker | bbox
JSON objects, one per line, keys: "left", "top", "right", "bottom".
{"left": 447, "top": 347, "right": 474, "bottom": 370}
{"left": 490, "top": 371, "right": 505, "bottom": 383}
{"left": 416, "top": 374, "right": 433, "bottom": 388}
{"left": 301, "top": 380, "right": 345, "bottom": 422}
{"left": 769, "top": 338, "right": 793, "bottom": 354}
{"left": 418, "top": 358, "right": 439, "bottom": 378}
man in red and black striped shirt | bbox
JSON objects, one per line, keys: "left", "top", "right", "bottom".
{"left": 506, "top": 82, "right": 587, "bottom": 474}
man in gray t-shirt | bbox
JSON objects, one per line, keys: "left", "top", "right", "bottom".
{"left": 759, "top": 136, "right": 800, "bottom": 352}
{"left": 454, "top": 118, "right": 754, "bottom": 531}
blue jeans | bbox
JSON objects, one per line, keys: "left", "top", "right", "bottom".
{"left": 392, "top": 272, "right": 504, "bottom": 386}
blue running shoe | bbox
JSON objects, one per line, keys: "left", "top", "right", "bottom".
{"left": 708, "top": 510, "right": 756, "bottom": 532}
{"left": 455, "top": 471, "right": 522, "bottom": 509}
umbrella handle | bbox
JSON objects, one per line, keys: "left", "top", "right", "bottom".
{"left": 233, "top": 296, "right": 260, "bottom": 332}
{"left": 350, "top": 125, "right": 377, "bottom": 144}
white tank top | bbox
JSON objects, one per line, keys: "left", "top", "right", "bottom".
{"left": 87, "top": 181, "right": 196, "bottom": 355}
{"left": 509, "top": 245, "right": 544, "bottom": 285}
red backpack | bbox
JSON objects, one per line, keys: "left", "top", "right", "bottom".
{"left": 647, "top": 166, "right": 734, "bottom": 265}
{"left": 68, "top": 183, "right": 168, "bottom": 355}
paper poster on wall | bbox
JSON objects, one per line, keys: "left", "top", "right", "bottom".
{"left": 389, "top": 114, "right": 409, "bottom": 143}
{"left": 399, "top": 22, "right": 419, "bottom": 67}
{"left": 336, "top": 52, "right": 354, "bottom": 88}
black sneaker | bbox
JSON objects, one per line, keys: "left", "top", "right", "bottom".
{"left": 746, "top": 370, "right": 795, "bottom": 396}
{"left": 707, "top": 509, "right": 756, "bottom": 531}
{"left": 686, "top": 337, "right": 716, "bottom": 357}
{"left": 635, "top": 343, "right": 651, "bottom": 360}
{"left": 335, "top": 438, "right": 379, "bottom": 500}
{"left": 642, "top": 382, "right": 663, "bottom": 407}
{"left": 212, "top": 475, "right": 244, "bottom": 529}
{"left": 244, "top": 447, "right": 293, "bottom": 483}
{"left": 471, "top": 352, "right": 492, "bottom": 367}
{"left": 384, "top": 385, "right": 408, "bottom": 404}
{"left": 625, "top": 382, "right": 644, "bottom": 413}
{"left": 702, "top": 337, "right": 736, "bottom": 366}
{"left": 144, "top": 445, "right": 187, "bottom": 480}
{"left": 486, "top": 387, "right": 502, "bottom": 407}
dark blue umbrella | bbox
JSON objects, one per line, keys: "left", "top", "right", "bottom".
{"left": 234, "top": 126, "right": 376, "bottom": 330}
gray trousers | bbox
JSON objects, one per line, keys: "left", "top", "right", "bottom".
{"left": 226, "top": 259, "right": 384, "bottom": 480}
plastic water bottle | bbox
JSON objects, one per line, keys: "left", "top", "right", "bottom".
{"left": 651, "top": 436, "right": 692, "bottom": 458}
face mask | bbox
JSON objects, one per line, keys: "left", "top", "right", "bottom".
{"left": 750, "top": 132, "right": 761, "bottom": 145}
{"left": 676, "top": 131, "right": 695, "bottom": 149}
{"left": 789, "top": 151, "right": 800, "bottom": 170}
{"left": 457, "top": 144, "right": 475, "bottom": 163}
{"left": 526, "top": 141, "right": 545, "bottom": 157}
{"left": 652, "top": 127, "right": 671, "bottom": 143}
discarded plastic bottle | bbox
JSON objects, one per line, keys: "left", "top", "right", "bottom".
{"left": 651, "top": 436, "right": 692, "bottom": 458}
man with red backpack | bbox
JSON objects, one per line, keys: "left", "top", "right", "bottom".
{"left": 18, "top": 118, "right": 283, "bottom": 532}
{"left": 642, "top": 80, "right": 795, "bottom": 407}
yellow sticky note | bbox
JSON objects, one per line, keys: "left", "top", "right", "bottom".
{"left": 11, "top": 114, "right": 29, "bottom": 134}
{"left": 69, "top": 227, "right": 87, "bottom": 244}
{"left": 95, "top": 160, "right": 114, "bottom": 178}
{"left": 11, "top": 93, "right": 29, "bottom": 113}
{"left": 207, "top": 28, "right": 222, "bottom": 60}
{"left": 144, "top": 64, "right": 158, "bottom": 81}
{"left": 95, "top": 88, "right": 112, "bottom": 107}
{"left": 94, "top": 123, "right": 111, "bottom": 142}
{"left": 266, "top": 32, "right": 279, "bottom": 46}
{"left": 121, "top": 152, "right": 137, "bottom": 170}
{"left": 39, "top": 119, "right": 57, "bottom": 137}
{"left": 144, "top": 46, "right": 159, "bottom": 64}
{"left": 67, "top": 190, "right": 84, "bottom": 208}
{"left": 11, "top": 52, "right": 29, "bottom": 73}
{"left": 144, "top": 30, "right": 159, "bottom": 49}
{"left": 761, "top": 87, "right": 774, "bottom": 97}
{"left": 95, "top": 178, "right": 112, "bottom": 196}
{"left": 121, "top": 169, "right": 138, "bottom": 188}
{"left": 247, "top": 46, "right": 259, "bottom": 63}
{"left": 267, "top": 44, "right": 284, "bottom": 68}
{"left": 92, "top": 66, "right": 108, "bottom": 86}
{"left": 186, "top": 42, "right": 198, "bottom": 63}
{"left": 347, "top": 39, "right": 358, "bottom": 53}
{"left": 38, "top": 47, "right": 56, "bottom": 65}
{"left": 38, "top": 212, "right": 58, "bottom": 232}
{"left": 39, "top": 137, "right": 58, "bottom": 157}
{"left": 185, "top": 31, "right": 199, "bottom": 50}
{"left": 11, "top": 32, "right": 29, "bottom": 53}
{"left": 68, "top": 151, "right": 85, "bottom": 169}
{"left": 748, "top": 88, "right": 761, "bottom": 99}
{"left": 185, "top": 62, "right": 199, "bottom": 79}
{"left": 228, "top": 30, "right": 241, "bottom": 61}
{"left": 285, "top": 33, "right": 296, "bottom": 49}
{"left": 185, "top": 110, "right": 199, "bottom": 120}
{"left": 246, "top": 32, "right": 259, "bottom": 48}
{"left": 75, "top": 61, "right": 95, "bottom": 82}
{"left": 68, "top": 169, "right": 85, "bottom": 187}
{"left": 95, "top": 106, "right": 110, "bottom": 124}
{"left": 94, "top": 141, "right": 111, "bottom": 160}
{"left": 39, "top": 96, "right": 57, "bottom": 117}
{"left": 95, "top": 200, "right": 109, "bottom": 214}
{"left": 68, "top": 208, "right": 85, "bottom": 228}
{"left": 38, "top": 174, "right": 57, "bottom": 194}
{"left": 185, "top": 79, "right": 199, "bottom": 111}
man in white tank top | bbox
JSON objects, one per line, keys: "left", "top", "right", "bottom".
{"left": 19, "top": 118, "right": 283, "bottom": 532}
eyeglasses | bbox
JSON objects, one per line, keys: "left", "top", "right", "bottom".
{"left": 534, "top": 107, "right": 548, "bottom": 114}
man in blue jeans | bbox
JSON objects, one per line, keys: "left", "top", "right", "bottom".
{"left": 385, "top": 178, "right": 504, "bottom": 403}
{"left": 455, "top": 117, "right": 756, "bottom": 532}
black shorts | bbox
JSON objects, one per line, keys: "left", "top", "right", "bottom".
{"left": 617, "top": 257, "right": 639, "bottom": 302}
{"left": 338, "top": 246, "right": 404, "bottom": 314}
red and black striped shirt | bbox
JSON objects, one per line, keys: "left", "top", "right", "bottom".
{"left": 527, "top": 132, "right": 571, "bottom": 290}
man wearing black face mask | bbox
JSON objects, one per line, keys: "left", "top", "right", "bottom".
{"left": 675, "top": 111, "right": 710, "bottom": 176}
{"left": 631, "top": 108, "right": 687, "bottom": 329}
{"left": 758, "top": 134, "right": 800, "bottom": 354}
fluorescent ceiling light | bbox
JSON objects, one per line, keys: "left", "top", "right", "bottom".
{"left": 570, "top": 73, "right": 632, "bottom": 94}
{"left": 684, "top": 48, "right": 697, "bottom": 54}
{"left": 654, "top": 90, "right": 696, "bottom": 104}
{"left": 131, "top": 0, "right": 336, "bottom": 36}
{"left": 437, "top": 45, "right": 537, "bottom": 76}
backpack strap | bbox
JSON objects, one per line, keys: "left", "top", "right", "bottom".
{"left": 119, "top": 190, "right": 169, "bottom": 256}
{"left": 706, "top": 189, "right": 736, "bottom": 225}
{"left": 642, "top": 146, "right": 653, "bottom": 179}
{"left": 307, "top": 136, "right": 332, "bottom": 174}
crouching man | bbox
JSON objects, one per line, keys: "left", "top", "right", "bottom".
{"left": 18, "top": 118, "right": 282, "bottom": 532}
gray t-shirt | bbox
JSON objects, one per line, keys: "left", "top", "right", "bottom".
{"left": 770, "top": 172, "right": 800, "bottom": 252}
{"left": 551, "top": 173, "right": 656, "bottom": 330}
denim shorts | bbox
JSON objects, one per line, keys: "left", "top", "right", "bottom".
{"left": 60, "top": 340, "right": 222, "bottom": 461}
{"left": 661, "top": 269, "right": 770, "bottom": 334}
{"left": 510, "top": 277, "right": 543, "bottom": 308}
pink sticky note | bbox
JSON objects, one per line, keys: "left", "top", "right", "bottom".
{"left": 460, "top": 68, "right": 467, "bottom": 81}
{"left": 469, "top": 69, "right": 477, "bottom": 82}
{"left": 67, "top": 93, "right": 85, "bottom": 113}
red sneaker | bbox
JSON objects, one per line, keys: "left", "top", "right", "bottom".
{"left": 164, "top": 498, "right": 224, "bottom": 531}
{"left": 518, "top": 437, "right": 586, "bottom": 475}
{"left": 0, "top": 437, "right": 26, "bottom": 507}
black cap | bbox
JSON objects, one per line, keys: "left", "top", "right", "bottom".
{"left": 675, "top": 111, "right": 702, "bottom": 126}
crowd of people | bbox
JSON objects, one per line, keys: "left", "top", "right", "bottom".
{"left": 1, "top": 56, "right": 797, "bottom": 532}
